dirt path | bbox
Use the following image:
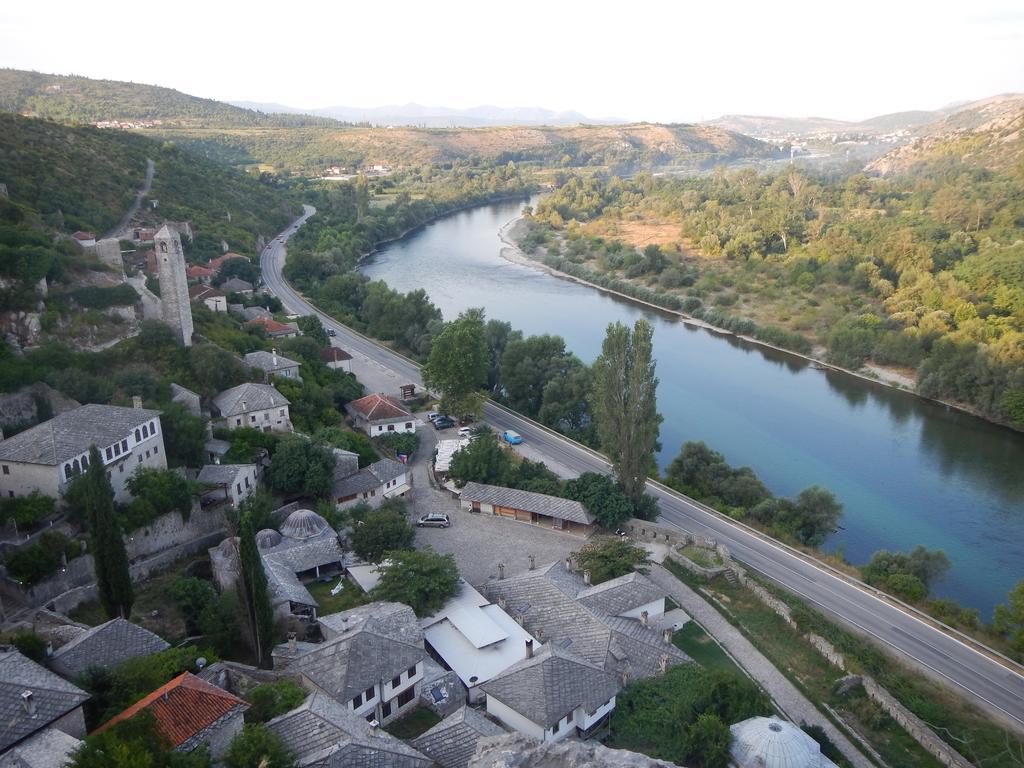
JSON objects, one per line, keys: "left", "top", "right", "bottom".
{"left": 105, "top": 157, "right": 155, "bottom": 240}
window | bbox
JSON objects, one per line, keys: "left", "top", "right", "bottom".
{"left": 365, "top": 687, "right": 374, "bottom": 701}
{"left": 7, "top": 491, "right": 13, "bottom": 498}
{"left": 244, "top": 477, "right": 250, "bottom": 488}
{"left": 235, "top": 418, "right": 242, "bottom": 426}
{"left": 236, "top": 483, "right": 242, "bottom": 494}
{"left": 64, "top": 463, "right": 72, "bottom": 480}
{"left": 405, "top": 422, "right": 412, "bottom": 429}
{"left": 279, "top": 409, "right": 285, "bottom": 417}
{"left": 145, "top": 450, "right": 150, "bottom": 458}
{"left": 369, "top": 490, "right": 375, "bottom": 497}
{"left": 153, "top": 446, "right": 158, "bottom": 455}
{"left": 263, "top": 412, "right": 270, "bottom": 421}
{"left": 2, "top": 465, "right": 8, "bottom": 475}
{"left": 396, "top": 688, "right": 415, "bottom": 707}
{"left": 142, "top": 424, "right": 149, "bottom": 438}
{"left": 151, "top": 421, "right": 157, "bottom": 435}
{"left": 552, "top": 720, "right": 560, "bottom": 734}
{"left": 391, "top": 675, "right": 401, "bottom": 689}
{"left": 105, "top": 447, "right": 113, "bottom": 460}
{"left": 119, "top": 464, "right": 124, "bottom": 473}
{"left": 250, "top": 415, "right": 256, "bottom": 423}
{"left": 122, "top": 439, "right": 128, "bottom": 452}
{"left": 138, "top": 455, "right": 143, "bottom": 464}
{"left": 135, "top": 429, "right": 141, "bottom": 442}
{"left": 407, "top": 665, "right": 416, "bottom": 678}
{"left": 351, "top": 694, "right": 362, "bottom": 709}
{"left": 387, "top": 424, "right": 395, "bottom": 432}
{"left": 381, "top": 700, "right": 393, "bottom": 719}
{"left": 565, "top": 712, "right": 574, "bottom": 723}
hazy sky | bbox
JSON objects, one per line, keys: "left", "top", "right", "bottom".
{"left": 3, "top": 0, "right": 1022, "bottom": 122}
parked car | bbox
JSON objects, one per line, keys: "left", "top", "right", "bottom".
{"left": 427, "top": 412, "right": 444, "bottom": 423}
{"left": 433, "top": 417, "right": 456, "bottom": 429}
{"left": 327, "top": 328, "right": 337, "bottom": 337}
{"left": 502, "top": 430, "right": 523, "bottom": 445}
{"left": 457, "top": 427, "right": 473, "bottom": 438}
{"left": 417, "top": 513, "right": 451, "bottom": 528}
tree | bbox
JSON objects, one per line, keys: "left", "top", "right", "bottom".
{"left": 224, "top": 724, "right": 294, "bottom": 768}
{"left": 238, "top": 497, "right": 275, "bottom": 667}
{"left": 421, "top": 308, "right": 489, "bottom": 419}
{"left": 169, "top": 577, "right": 216, "bottom": 636}
{"left": 266, "top": 436, "right": 335, "bottom": 499}
{"left": 861, "top": 546, "right": 950, "bottom": 601}
{"left": 573, "top": 538, "right": 651, "bottom": 584}
{"left": 0, "top": 491, "right": 54, "bottom": 528}
{"left": 683, "top": 713, "right": 732, "bottom": 768}
{"left": 215, "top": 257, "right": 261, "bottom": 288}
{"left": 350, "top": 501, "right": 415, "bottom": 563}
{"left": 314, "top": 426, "right": 378, "bottom": 467}
{"left": 448, "top": 431, "right": 515, "bottom": 487}
{"left": 126, "top": 468, "right": 194, "bottom": 521}
{"left": 80, "top": 446, "right": 133, "bottom": 619}
{"left": 484, "top": 319, "right": 521, "bottom": 392}
{"left": 993, "top": 580, "right": 1024, "bottom": 652}
{"left": 372, "top": 548, "right": 460, "bottom": 617}
{"left": 778, "top": 486, "right": 842, "bottom": 546}
{"left": 245, "top": 681, "right": 307, "bottom": 724}
{"left": 296, "top": 315, "right": 329, "bottom": 347}
{"left": 564, "top": 473, "right": 635, "bottom": 529}
{"left": 501, "top": 334, "right": 573, "bottom": 417}
{"left": 71, "top": 711, "right": 212, "bottom": 768}
{"left": 590, "top": 319, "right": 662, "bottom": 500}
{"left": 189, "top": 344, "right": 248, "bottom": 395}
{"left": 199, "top": 590, "right": 245, "bottom": 658}
{"left": 158, "top": 402, "right": 207, "bottom": 467}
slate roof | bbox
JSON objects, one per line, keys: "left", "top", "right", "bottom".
{"left": 212, "top": 383, "right": 289, "bottom": 418}
{"left": 576, "top": 572, "right": 666, "bottom": 617}
{"left": 96, "top": 673, "right": 247, "bottom": 750}
{"left": 410, "top": 706, "right": 505, "bottom": 768}
{"left": 241, "top": 306, "right": 272, "bottom": 321}
{"left": 459, "top": 483, "right": 595, "bottom": 525}
{"left": 204, "top": 438, "right": 231, "bottom": 457}
{"left": 244, "top": 350, "right": 300, "bottom": 374}
{"left": 267, "top": 693, "right": 431, "bottom": 767}
{"left": 486, "top": 561, "right": 690, "bottom": 681}
{"left": 276, "top": 602, "right": 425, "bottom": 702}
{"left": 0, "top": 649, "right": 89, "bottom": 753}
{"left": 346, "top": 393, "right": 411, "bottom": 423}
{"left": 0, "top": 726, "right": 81, "bottom": 768}
{"left": 221, "top": 278, "right": 253, "bottom": 293}
{"left": 48, "top": 618, "right": 169, "bottom": 679}
{"left": 480, "top": 645, "right": 619, "bottom": 729}
{"left": 0, "top": 404, "right": 162, "bottom": 466}
{"left": 333, "top": 459, "right": 406, "bottom": 498}
{"left": 197, "top": 464, "right": 255, "bottom": 487}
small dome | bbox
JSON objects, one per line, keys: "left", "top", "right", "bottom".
{"left": 255, "top": 528, "right": 283, "bottom": 549}
{"left": 280, "top": 509, "right": 329, "bottom": 540}
{"left": 730, "top": 717, "right": 835, "bottom": 768}
{"left": 212, "top": 536, "right": 240, "bottom": 565}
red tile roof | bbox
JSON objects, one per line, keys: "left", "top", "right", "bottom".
{"left": 246, "top": 316, "right": 294, "bottom": 335}
{"left": 348, "top": 393, "right": 411, "bottom": 421}
{"left": 95, "top": 672, "right": 247, "bottom": 748}
{"left": 189, "top": 284, "right": 225, "bottom": 301}
{"left": 208, "top": 252, "right": 248, "bottom": 271}
{"left": 186, "top": 265, "right": 215, "bottom": 279}
{"left": 320, "top": 347, "right": 353, "bottom": 363}
{"left": 72, "top": 231, "right": 96, "bottom": 240}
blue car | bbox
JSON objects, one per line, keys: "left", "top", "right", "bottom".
{"left": 502, "top": 430, "right": 523, "bottom": 445}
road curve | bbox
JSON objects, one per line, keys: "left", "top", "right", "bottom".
{"left": 262, "top": 205, "right": 1024, "bottom": 734}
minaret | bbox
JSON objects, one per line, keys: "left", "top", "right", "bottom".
{"left": 155, "top": 225, "right": 193, "bottom": 347}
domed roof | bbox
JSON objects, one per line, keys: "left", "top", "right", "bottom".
{"left": 255, "top": 528, "right": 283, "bottom": 549}
{"left": 211, "top": 536, "right": 240, "bottom": 565}
{"left": 730, "top": 717, "right": 835, "bottom": 768}
{"left": 280, "top": 509, "right": 329, "bottom": 540}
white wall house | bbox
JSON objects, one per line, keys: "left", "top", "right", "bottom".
{"left": 197, "top": 464, "right": 259, "bottom": 507}
{"left": 345, "top": 393, "right": 416, "bottom": 436}
{"left": 244, "top": 350, "right": 302, "bottom": 382}
{"left": 333, "top": 458, "right": 410, "bottom": 510}
{"left": 212, "top": 383, "right": 292, "bottom": 433}
{"left": 0, "top": 404, "right": 166, "bottom": 503}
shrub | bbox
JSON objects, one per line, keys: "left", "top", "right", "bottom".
{"left": 245, "top": 680, "right": 307, "bottom": 723}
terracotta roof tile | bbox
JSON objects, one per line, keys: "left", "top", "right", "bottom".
{"left": 347, "top": 393, "right": 411, "bottom": 421}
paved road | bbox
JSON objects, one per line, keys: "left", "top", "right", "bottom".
{"left": 105, "top": 157, "right": 155, "bottom": 239}
{"left": 262, "top": 206, "right": 1024, "bottom": 734}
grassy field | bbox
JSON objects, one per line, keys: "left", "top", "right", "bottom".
{"left": 383, "top": 707, "right": 441, "bottom": 739}
{"left": 306, "top": 578, "right": 368, "bottom": 615}
{"left": 672, "top": 621, "right": 742, "bottom": 675}
{"left": 678, "top": 544, "right": 723, "bottom": 568}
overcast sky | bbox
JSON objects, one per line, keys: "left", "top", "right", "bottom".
{"left": 3, "top": 0, "right": 1022, "bottom": 122}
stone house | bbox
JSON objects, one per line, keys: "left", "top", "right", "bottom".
{"left": 245, "top": 317, "right": 299, "bottom": 339}
{"left": 220, "top": 277, "right": 254, "bottom": 296}
{"left": 71, "top": 231, "right": 95, "bottom": 249}
{"left": 244, "top": 349, "right": 302, "bottom": 382}
{"left": 49, "top": 618, "right": 169, "bottom": 680}
{"left": 95, "top": 672, "right": 247, "bottom": 760}
{"left": 320, "top": 346, "right": 353, "bottom": 372}
{"left": 188, "top": 284, "right": 227, "bottom": 313}
{"left": 212, "top": 383, "right": 292, "bottom": 433}
{"left": 170, "top": 383, "right": 202, "bottom": 416}
{"left": 0, "top": 649, "right": 89, "bottom": 756}
{"left": 458, "top": 482, "right": 597, "bottom": 535}
{"left": 411, "top": 705, "right": 505, "bottom": 768}
{"left": 0, "top": 404, "right": 166, "bottom": 503}
{"left": 333, "top": 458, "right": 410, "bottom": 510}
{"left": 345, "top": 393, "right": 416, "bottom": 437}
{"left": 197, "top": 463, "right": 259, "bottom": 507}
{"left": 185, "top": 264, "right": 214, "bottom": 283}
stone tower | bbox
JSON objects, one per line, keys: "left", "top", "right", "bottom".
{"left": 155, "top": 224, "right": 193, "bottom": 347}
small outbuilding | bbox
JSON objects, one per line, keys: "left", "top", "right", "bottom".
{"left": 459, "top": 482, "right": 596, "bottom": 535}
{"left": 730, "top": 716, "right": 839, "bottom": 768}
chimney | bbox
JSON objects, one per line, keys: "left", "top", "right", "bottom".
{"left": 620, "top": 668, "right": 630, "bottom": 686}
{"left": 525, "top": 639, "right": 534, "bottom": 659}
{"left": 132, "top": 395, "right": 143, "bottom": 409}
{"left": 663, "top": 628, "right": 673, "bottom": 644}
{"left": 640, "top": 610, "right": 649, "bottom": 627}
{"left": 583, "top": 570, "right": 591, "bottom": 585}
{"left": 528, "top": 554, "right": 535, "bottom": 570}
{"left": 658, "top": 654, "right": 670, "bottom": 674}
{"left": 497, "top": 563, "right": 505, "bottom": 580}
{"left": 368, "top": 718, "right": 379, "bottom": 730}
{"left": 241, "top": 400, "right": 247, "bottom": 412}
{"left": 287, "top": 632, "right": 296, "bottom": 653}
{"left": 535, "top": 627, "right": 543, "bottom": 640}
{"left": 21, "top": 690, "right": 35, "bottom": 716}
{"left": 497, "top": 596, "right": 507, "bottom": 610}
{"left": 272, "top": 348, "right": 278, "bottom": 366}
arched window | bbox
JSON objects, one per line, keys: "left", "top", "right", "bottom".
{"left": 142, "top": 424, "right": 149, "bottom": 438}
{"left": 82, "top": 455, "right": 88, "bottom": 467}
{"left": 64, "top": 463, "right": 72, "bottom": 480}
{"left": 135, "top": 428, "right": 141, "bottom": 442}
{"left": 72, "top": 458, "right": 80, "bottom": 474}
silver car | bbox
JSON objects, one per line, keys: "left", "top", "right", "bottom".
{"left": 417, "top": 513, "right": 451, "bottom": 528}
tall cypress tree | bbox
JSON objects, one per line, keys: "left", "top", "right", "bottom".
{"left": 237, "top": 498, "right": 274, "bottom": 668}
{"left": 590, "top": 319, "right": 662, "bottom": 500}
{"left": 81, "top": 446, "right": 134, "bottom": 618}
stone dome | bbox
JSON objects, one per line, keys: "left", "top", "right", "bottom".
{"left": 280, "top": 509, "right": 329, "bottom": 540}
{"left": 729, "top": 717, "right": 836, "bottom": 768}
{"left": 255, "top": 528, "right": 283, "bottom": 550}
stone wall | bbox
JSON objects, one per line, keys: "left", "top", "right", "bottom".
{"left": 806, "top": 633, "right": 846, "bottom": 670}
{"left": 125, "top": 504, "right": 225, "bottom": 561}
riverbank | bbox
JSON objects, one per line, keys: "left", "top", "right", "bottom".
{"left": 498, "top": 216, "right": 1015, "bottom": 431}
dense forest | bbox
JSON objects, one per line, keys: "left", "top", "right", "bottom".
{"left": 523, "top": 151, "right": 1024, "bottom": 427}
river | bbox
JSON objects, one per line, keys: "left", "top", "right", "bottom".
{"left": 361, "top": 197, "right": 1024, "bottom": 618}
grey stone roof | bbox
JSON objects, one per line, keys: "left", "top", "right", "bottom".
{"left": 317, "top": 603, "right": 422, "bottom": 646}
{"left": 277, "top": 603, "right": 425, "bottom": 703}
{"left": 332, "top": 459, "right": 406, "bottom": 498}
{"left": 204, "top": 438, "right": 231, "bottom": 456}
{"left": 480, "top": 645, "right": 619, "bottom": 729}
{"left": 486, "top": 561, "right": 690, "bottom": 682}
{"left": 244, "top": 350, "right": 300, "bottom": 374}
{"left": 212, "top": 383, "right": 289, "bottom": 418}
{"left": 0, "top": 726, "right": 81, "bottom": 768}
{"left": 575, "top": 572, "right": 666, "bottom": 617}
{"left": 0, "top": 404, "right": 161, "bottom": 466}
{"left": 0, "top": 649, "right": 89, "bottom": 752}
{"left": 241, "top": 306, "right": 270, "bottom": 321}
{"left": 459, "top": 483, "right": 595, "bottom": 525}
{"left": 197, "top": 464, "right": 255, "bottom": 486}
{"left": 411, "top": 706, "right": 505, "bottom": 768}
{"left": 267, "top": 693, "right": 431, "bottom": 767}
{"left": 49, "top": 618, "right": 170, "bottom": 679}
{"left": 221, "top": 278, "right": 253, "bottom": 293}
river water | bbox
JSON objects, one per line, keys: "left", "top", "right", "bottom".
{"left": 361, "top": 197, "right": 1024, "bottom": 617}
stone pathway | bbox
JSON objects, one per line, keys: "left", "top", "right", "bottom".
{"left": 647, "top": 564, "right": 877, "bottom": 768}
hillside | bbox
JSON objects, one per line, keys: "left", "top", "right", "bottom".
{"left": 0, "top": 68, "right": 335, "bottom": 128}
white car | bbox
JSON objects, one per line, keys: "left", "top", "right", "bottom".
{"left": 458, "top": 427, "right": 472, "bottom": 438}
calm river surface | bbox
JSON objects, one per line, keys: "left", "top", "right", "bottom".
{"left": 361, "top": 198, "right": 1024, "bottom": 617}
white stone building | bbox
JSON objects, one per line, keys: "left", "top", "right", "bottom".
{"left": 197, "top": 463, "right": 259, "bottom": 507}
{"left": 345, "top": 393, "right": 416, "bottom": 436}
{"left": 0, "top": 404, "right": 166, "bottom": 503}
{"left": 244, "top": 349, "right": 302, "bottom": 382}
{"left": 212, "top": 383, "right": 292, "bottom": 433}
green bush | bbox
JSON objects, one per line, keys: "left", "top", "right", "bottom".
{"left": 68, "top": 284, "right": 140, "bottom": 309}
{"left": 245, "top": 680, "right": 307, "bottom": 723}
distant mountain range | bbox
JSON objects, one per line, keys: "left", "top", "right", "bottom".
{"left": 703, "top": 95, "right": 1024, "bottom": 139}
{"left": 228, "top": 101, "right": 624, "bottom": 127}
